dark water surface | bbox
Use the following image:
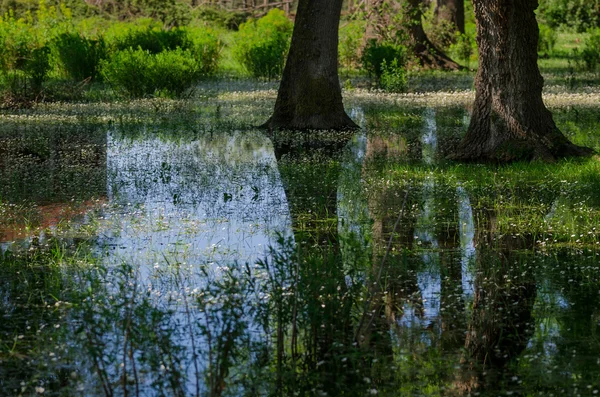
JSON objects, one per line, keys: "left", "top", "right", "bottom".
{"left": 1, "top": 100, "right": 600, "bottom": 396}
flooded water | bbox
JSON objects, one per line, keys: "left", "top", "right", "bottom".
{"left": 1, "top": 97, "right": 600, "bottom": 396}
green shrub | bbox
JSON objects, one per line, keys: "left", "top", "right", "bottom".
{"left": 449, "top": 32, "right": 474, "bottom": 67}
{"left": 1, "top": 45, "right": 51, "bottom": 103}
{"left": 379, "top": 58, "right": 407, "bottom": 92}
{"left": 233, "top": 9, "right": 293, "bottom": 79}
{"left": 100, "top": 48, "right": 203, "bottom": 98}
{"left": 361, "top": 40, "right": 407, "bottom": 79}
{"left": 0, "top": 15, "right": 38, "bottom": 72}
{"left": 339, "top": 20, "right": 365, "bottom": 70}
{"left": 581, "top": 28, "right": 600, "bottom": 71}
{"left": 23, "top": 45, "right": 51, "bottom": 92}
{"left": 187, "top": 28, "right": 222, "bottom": 76}
{"left": 53, "top": 32, "right": 107, "bottom": 81}
{"left": 110, "top": 25, "right": 189, "bottom": 54}
{"left": 538, "top": 23, "right": 557, "bottom": 54}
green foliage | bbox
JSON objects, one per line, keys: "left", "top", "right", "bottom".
{"left": 0, "top": 1, "right": 72, "bottom": 73}
{"left": 538, "top": 0, "right": 600, "bottom": 32}
{"left": 361, "top": 39, "right": 407, "bottom": 79}
{"left": 108, "top": 24, "right": 189, "bottom": 54}
{"left": 449, "top": 32, "right": 474, "bottom": 67}
{"left": 339, "top": 20, "right": 365, "bottom": 70}
{"left": 232, "top": 8, "right": 292, "bottom": 79}
{"left": 0, "top": 15, "right": 37, "bottom": 72}
{"left": 186, "top": 27, "right": 222, "bottom": 76}
{"left": 427, "top": 18, "right": 458, "bottom": 50}
{"left": 193, "top": 5, "right": 249, "bottom": 30}
{"left": 379, "top": 58, "right": 407, "bottom": 92}
{"left": 580, "top": 28, "right": 600, "bottom": 71}
{"left": 23, "top": 44, "right": 51, "bottom": 91}
{"left": 53, "top": 32, "right": 106, "bottom": 81}
{"left": 538, "top": 23, "right": 558, "bottom": 54}
{"left": 100, "top": 48, "right": 203, "bottom": 98}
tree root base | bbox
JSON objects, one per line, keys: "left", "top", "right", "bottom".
{"left": 448, "top": 139, "right": 596, "bottom": 163}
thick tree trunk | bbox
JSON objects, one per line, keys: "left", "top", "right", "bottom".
{"left": 450, "top": 0, "right": 594, "bottom": 162}
{"left": 434, "top": 0, "right": 465, "bottom": 34}
{"left": 262, "top": 0, "right": 357, "bottom": 131}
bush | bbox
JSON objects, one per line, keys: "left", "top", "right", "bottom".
{"left": 581, "top": 28, "right": 600, "bottom": 71}
{"left": 109, "top": 25, "right": 189, "bottom": 54}
{"left": 187, "top": 28, "right": 222, "bottom": 76}
{"left": 233, "top": 9, "right": 293, "bottom": 79}
{"left": 339, "top": 20, "right": 365, "bottom": 70}
{"left": 53, "top": 32, "right": 107, "bottom": 81}
{"left": 538, "top": 23, "right": 557, "bottom": 54}
{"left": 0, "top": 16, "right": 38, "bottom": 72}
{"left": 361, "top": 40, "right": 407, "bottom": 79}
{"left": 23, "top": 45, "right": 51, "bottom": 93}
{"left": 100, "top": 48, "right": 203, "bottom": 98}
{"left": 379, "top": 58, "right": 407, "bottom": 92}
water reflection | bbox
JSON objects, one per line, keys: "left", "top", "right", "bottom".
{"left": 102, "top": 130, "right": 291, "bottom": 272}
{"left": 1, "top": 104, "right": 600, "bottom": 396}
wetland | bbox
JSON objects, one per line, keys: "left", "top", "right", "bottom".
{"left": 1, "top": 80, "right": 600, "bottom": 396}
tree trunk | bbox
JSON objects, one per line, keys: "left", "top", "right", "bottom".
{"left": 262, "top": 0, "right": 358, "bottom": 131}
{"left": 450, "top": 0, "right": 594, "bottom": 162}
{"left": 365, "top": 0, "right": 462, "bottom": 70}
{"left": 406, "top": 0, "right": 462, "bottom": 70}
{"left": 434, "top": 0, "right": 465, "bottom": 34}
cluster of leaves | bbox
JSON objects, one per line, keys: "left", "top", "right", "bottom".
{"left": 580, "top": 28, "right": 600, "bottom": 71}
{"left": 53, "top": 32, "right": 107, "bottom": 81}
{"left": 100, "top": 48, "right": 204, "bottom": 98}
{"left": 0, "top": 1, "right": 73, "bottom": 101}
{"left": 232, "top": 8, "right": 293, "bottom": 79}
{"left": 362, "top": 40, "right": 408, "bottom": 92}
{"left": 339, "top": 20, "right": 365, "bottom": 71}
{"left": 538, "top": 23, "right": 558, "bottom": 54}
{"left": 538, "top": 0, "right": 600, "bottom": 32}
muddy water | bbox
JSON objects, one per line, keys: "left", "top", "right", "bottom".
{"left": 1, "top": 105, "right": 600, "bottom": 396}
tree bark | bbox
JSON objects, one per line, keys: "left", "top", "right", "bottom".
{"left": 262, "top": 0, "right": 358, "bottom": 131}
{"left": 450, "top": 0, "right": 594, "bottom": 162}
{"left": 434, "top": 0, "right": 465, "bottom": 34}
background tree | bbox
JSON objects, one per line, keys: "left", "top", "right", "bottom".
{"left": 261, "top": 0, "right": 357, "bottom": 131}
{"left": 365, "top": 0, "right": 462, "bottom": 70}
{"left": 434, "top": 0, "right": 465, "bottom": 34}
{"left": 450, "top": 0, "right": 594, "bottom": 162}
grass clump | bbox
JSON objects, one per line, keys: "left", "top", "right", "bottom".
{"left": 232, "top": 8, "right": 292, "bottom": 79}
